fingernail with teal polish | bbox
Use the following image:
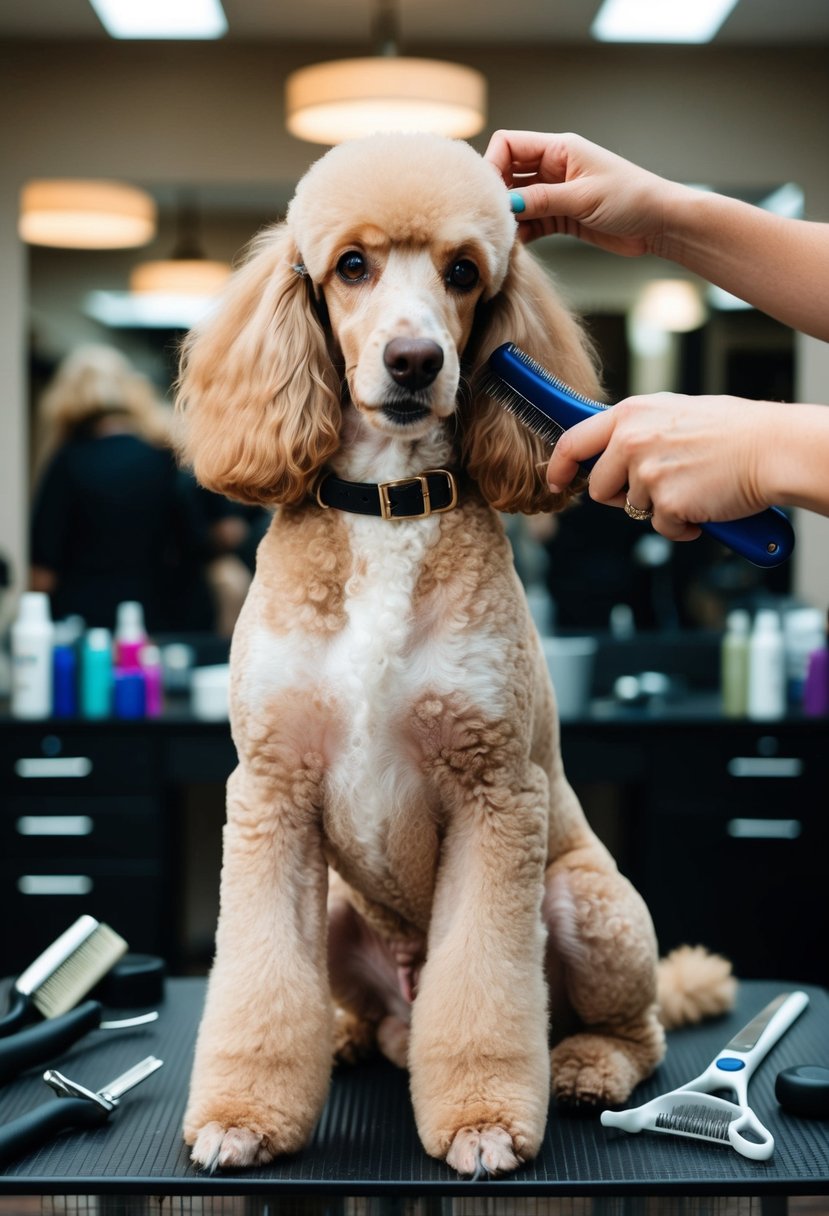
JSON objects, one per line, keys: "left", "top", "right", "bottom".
{"left": 508, "top": 190, "right": 526, "bottom": 214}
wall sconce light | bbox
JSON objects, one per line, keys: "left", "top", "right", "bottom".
{"left": 285, "top": 0, "right": 486, "bottom": 145}
{"left": 19, "top": 179, "right": 157, "bottom": 249}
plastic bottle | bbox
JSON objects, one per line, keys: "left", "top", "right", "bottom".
{"left": 114, "top": 600, "right": 147, "bottom": 670}
{"left": 747, "top": 609, "right": 786, "bottom": 720}
{"left": 802, "top": 607, "right": 829, "bottom": 717}
{"left": 802, "top": 647, "right": 829, "bottom": 716}
{"left": 783, "top": 606, "right": 825, "bottom": 706}
{"left": 113, "top": 669, "right": 147, "bottom": 719}
{"left": 10, "top": 592, "right": 55, "bottom": 719}
{"left": 721, "top": 609, "right": 750, "bottom": 718}
{"left": 81, "top": 628, "right": 113, "bottom": 718}
{"left": 52, "top": 622, "right": 79, "bottom": 717}
{"left": 140, "top": 643, "right": 163, "bottom": 718}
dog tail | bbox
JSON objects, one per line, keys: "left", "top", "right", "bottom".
{"left": 656, "top": 944, "right": 737, "bottom": 1030}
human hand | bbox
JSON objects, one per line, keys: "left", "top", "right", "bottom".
{"left": 545, "top": 393, "right": 777, "bottom": 541}
{"left": 485, "top": 129, "right": 682, "bottom": 255}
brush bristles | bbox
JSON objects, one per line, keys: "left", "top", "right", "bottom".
{"left": 506, "top": 345, "right": 605, "bottom": 410}
{"left": 655, "top": 1102, "right": 733, "bottom": 1142}
{"left": 32, "top": 922, "right": 128, "bottom": 1018}
{"left": 479, "top": 372, "right": 565, "bottom": 448}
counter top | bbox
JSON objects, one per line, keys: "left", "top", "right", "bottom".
{"left": 0, "top": 977, "right": 827, "bottom": 1198}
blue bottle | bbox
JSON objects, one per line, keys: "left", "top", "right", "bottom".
{"left": 113, "top": 668, "right": 146, "bottom": 719}
{"left": 52, "top": 624, "right": 78, "bottom": 717}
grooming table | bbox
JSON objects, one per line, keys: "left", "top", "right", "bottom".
{"left": 0, "top": 978, "right": 826, "bottom": 1206}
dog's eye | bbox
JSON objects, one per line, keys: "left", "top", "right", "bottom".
{"left": 446, "top": 259, "right": 480, "bottom": 292}
{"left": 336, "top": 251, "right": 368, "bottom": 282}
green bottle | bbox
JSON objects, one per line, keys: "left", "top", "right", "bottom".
{"left": 721, "top": 609, "right": 750, "bottom": 717}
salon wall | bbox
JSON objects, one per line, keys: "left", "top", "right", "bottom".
{"left": 1, "top": 39, "right": 828, "bottom": 604}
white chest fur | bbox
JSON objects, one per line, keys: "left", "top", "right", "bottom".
{"left": 325, "top": 511, "right": 441, "bottom": 852}
{"left": 239, "top": 504, "right": 510, "bottom": 865}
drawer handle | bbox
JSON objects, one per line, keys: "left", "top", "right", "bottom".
{"left": 14, "top": 757, "right": 93, "bottom": 779}
{"left": 17, "top": 875, "right": 94, "bottom": 896}
{"left": 727, "top": 818, "right": 802, "bottom": 840}
{"left": 726, "top": 757, "right": 803, "bottom": 778}
{"left": 12, "top": 758, "right": 93, "bottom": 778}
{"left": 16, "top": 816, "right": 94, "bottom": 837}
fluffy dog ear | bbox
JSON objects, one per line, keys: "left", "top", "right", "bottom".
{"left": 461, "top": 242, "right": 602, "bottom": 514}
{"left": 175, "top": 222, "right": 341, "bottom": 505}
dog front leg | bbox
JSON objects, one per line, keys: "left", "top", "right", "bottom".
{"left": 408, "top": 767, "right": 550, "bottom": 1178}
{"left": 185, "top": 762, "right": 332, "bottom": 1170}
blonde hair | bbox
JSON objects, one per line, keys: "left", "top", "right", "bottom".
{"left": 35, "top": 344, "right": 172, "bottom": 478}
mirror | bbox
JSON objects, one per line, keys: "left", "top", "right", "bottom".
{"left": 26, "top": 181, "right": 798, "bottom": 636}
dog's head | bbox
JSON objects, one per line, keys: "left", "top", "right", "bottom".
{"left": 176, "top": 133, "right": 600, "bottom": 512}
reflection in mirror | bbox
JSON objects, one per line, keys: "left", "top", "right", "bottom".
{"left": 27, "top": 181, "right": 799, "bottom": 637}
{"left": 27, "top": 184, "right": 286, "bottom": 639}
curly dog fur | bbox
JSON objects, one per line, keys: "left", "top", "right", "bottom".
{"left": 176, "top": 133, "right": 734, "bottom": 1177}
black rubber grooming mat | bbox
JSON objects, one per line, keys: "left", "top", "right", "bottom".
{"left": 0, "top": 978, "right": 826, "bottom": 1197}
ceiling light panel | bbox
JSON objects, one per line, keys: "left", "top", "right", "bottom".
{"left": 592, "top": 0, "right": 740, "bottom": 43}
{"left": 88, "top": 0, "right": 227, "bottom": 39}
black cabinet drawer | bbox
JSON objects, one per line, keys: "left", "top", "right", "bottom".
{"left": 650, "top": 727, "right": 822, "bottom": 814}
{"left": 3, "top": 795, "right": 163, "bottom": 861}
{"left": 0, "top": 861, "right": 167, "bottom": 974}
{"left": 0, "top": 729, "right": 158, "bottom": 793}
{"left": 635, "top": 810, "right": 829, "bottom": 984}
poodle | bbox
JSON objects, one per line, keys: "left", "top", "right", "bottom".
{"left": 176, "top": 132, "right": 734, "bottom": 1178}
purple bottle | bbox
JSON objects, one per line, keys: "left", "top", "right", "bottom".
{"left": 802, "top": 647, "right": 829, "bottom": 717}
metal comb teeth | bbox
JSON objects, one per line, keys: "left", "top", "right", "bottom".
{"left": 478, "top": 372, "right": 566, "bottom": 448}
{"left": 655, "top": 1103, "right": 734, "bottom": 1140}
{"left": 506, "top": 345, "right": 607, "bottom": 410}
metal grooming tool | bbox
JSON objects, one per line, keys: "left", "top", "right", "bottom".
{"left": 0, "top": 1054, "right": 163, "bottom": 1166}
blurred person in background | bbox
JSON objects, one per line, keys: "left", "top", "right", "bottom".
{"left": 30, "top": 344, "right": 214, "bottom": 632}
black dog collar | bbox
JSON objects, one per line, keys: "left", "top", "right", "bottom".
{"left": 314, "top": 469, "right": 458, "bottom": 520}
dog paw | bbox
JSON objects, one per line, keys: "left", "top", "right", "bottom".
{"left": 551, "top": 1034, "right": 642, "bottom": 1109}
{"left": 376, "top": 1015, "right": 409, "bottom": 1069}
{"left": 446, "top": 1125, "right": 520, "bottom": 1178}
{"left": 332, "top": 1005, "right": 376, "bottom": 1064}
{"left": 188, "top": 1122, "right": 275, "bottom": 1172}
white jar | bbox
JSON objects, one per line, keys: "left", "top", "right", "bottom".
{"left": 11, "top": 592, "right": 55, "bottom": 719}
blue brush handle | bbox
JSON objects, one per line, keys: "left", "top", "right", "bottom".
{"left": 489, "top": 343, "right": 795, "bottom": 569}
{"left": 699, "top": 512, "right": 794, "bottom": 568}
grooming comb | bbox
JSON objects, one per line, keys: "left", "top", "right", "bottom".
{"left": 601, "top": 990, "right": 809, "bottom": 1161}
{"left": 0, "top": 1054, "right": 163, "bottom": 1167}
{"left": 482, "top": 342, "right": 795, "bottom": 569}
{"left": 0, "top": 916, "right": 127, "bottom": 1034}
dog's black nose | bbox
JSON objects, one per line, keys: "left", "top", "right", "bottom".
{"left": 383, "top": 338, "right": 444, "bottom": 391}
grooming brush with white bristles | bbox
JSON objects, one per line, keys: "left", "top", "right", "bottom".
{"left": 601, "top": 990, "right": 809, "bottom": 1161}
{"left": 0, "top": 915, "right": 127, "bottom": 1034}
{"left": 482, "top": 341, "right": 795, "bottom": 570}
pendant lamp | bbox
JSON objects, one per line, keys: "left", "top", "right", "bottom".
{"left": 130, "top": 194, "right": 231, "bottom": 297}
{"left": 285, "top": 0, "right": 486, "bottom": 145}
{"left": 19, "top": 180, "right": 156, "bottom": 250}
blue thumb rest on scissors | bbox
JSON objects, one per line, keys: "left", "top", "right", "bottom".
{"left": 487, "top": 343, "right": 795, "bottom": 570}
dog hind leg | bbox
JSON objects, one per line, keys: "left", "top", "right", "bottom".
{"left": 328, "top": 885, "right": 416, "bottom": 1068}
{"left": 544, "top": 850, "right": 665, "bottom": 1109}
